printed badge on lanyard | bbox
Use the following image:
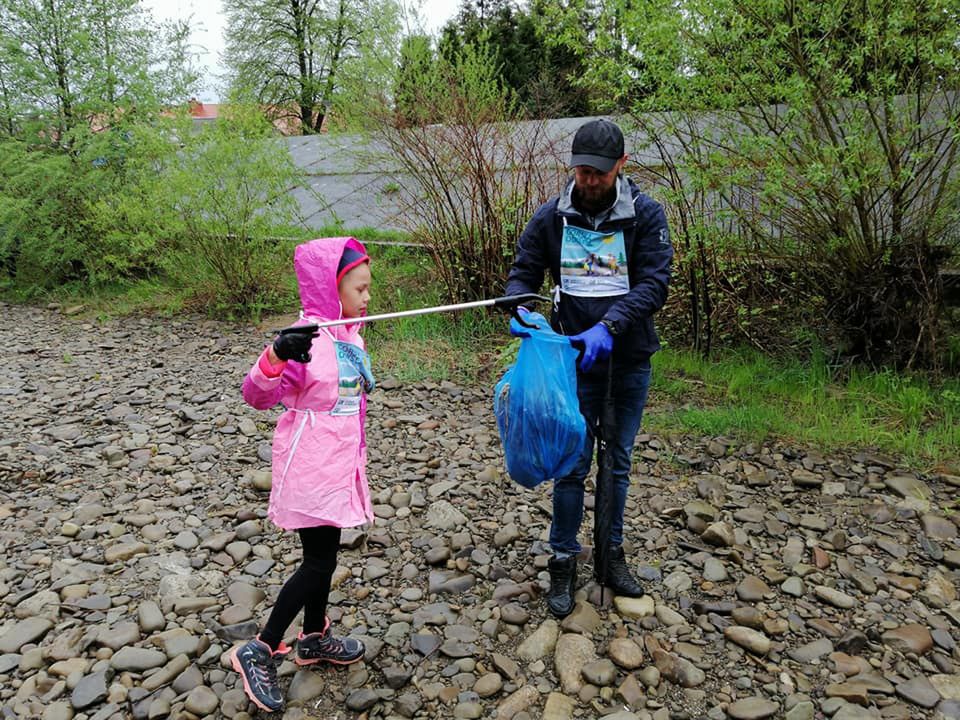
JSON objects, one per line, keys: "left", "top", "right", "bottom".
{"left": 314, "top": 325, "right": 375, "bottom": 417}
{"left": 559, "top": 218, "right": 629, "bottom": 297}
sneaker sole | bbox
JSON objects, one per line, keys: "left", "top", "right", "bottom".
{"left": 293, "top": 655, "right": 363, "bottom": 667}
{"left": 294, "top": 653, "right": 364, "bottom": 667}
{"left": 230, "top": 647, "right": 282, "bottom": 713}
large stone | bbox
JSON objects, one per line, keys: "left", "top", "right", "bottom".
{"left": 71, "top": 671, "right": 109, "bottom": 710}
{"left": 921, "top": 514, "right": 957, "bottom": 540}
{"left": 581, "top": 658, "right": 618, "bottom": 687}
{"left": 788, "top": 639, "right": 834, "bottom": 663}
{"left": 14, "top": 590, "right": 60, "bottom": 620}
{"left": 702, "top": 521, "right": 736, "bottom": 546}
{"left": 607, "top": 637, "right": 644, "bottom": 669}
{"left": 882, "top": 624, "right": 933, "bottom": 655}
{"left": 736, "top": 576, "right": 772, "bottom": 601}
{"left": 895, "top": 675, "right": 940, "bottom": 708}
{"left": 792, "top": 468, "right": 823, "bottom": 487}
{"left": 884, "top": 474, "right": 931, "bottom": 499}
{"left": 0, "top": 617, "right": 53, "bottom": 653}
{"left": 613, "top": 595, "right": 655, "bottom": 619}
{"left": 423, "top": 500, "right": 468, "bottom": 530}
{"left": 929, "top": 674, "right": 960, "bottom": 701}
{"left": 287, "top": 669, "right": 326, "bottom": 703}
{"left": 554, "top": 633, "right": 596, "bottom": 694}
{"left": 137, "top": 601, "right": 165, "bottom": 633}
{"left": 140, "top": 654, "right": 191, "bottom": 692}
{"left": 184, "top": 686, "right": 219, "bottom": 715}
{"left": 542, "top": 692, "right": 576, "bottom": 720}
{"left": 103, "top": 542, "right": 149, "bottom": 563}
{"left": 727, "top": 697, "right": 780, "bottom": 719}
{"left": 825, "top": 682, "right": 871, "bottom": 705}
{"left": 814, "top": 585, "right": 856, "bottom": 609}
{"left": 97, "top": 621, "right": 140, "bottom": 650}
{"left": 474, "top": 673, "right": 503, "bottom": 698}
{"left": 109, "top": 647, "right": 167, "bottom": 671}
{"left": 496, "top": 685, "right": 540, "bottom": 720}
{"left": 517, "top": 620, "right": 559, "bottom": 662}
{"left": 725, "top": 626, "right": 771, "bottom": 655}
{"left": 924, "top": 571, "right": 957, "bottom": 608}
{"left": 652, "top": 648, "right": 705, "bottom": 688}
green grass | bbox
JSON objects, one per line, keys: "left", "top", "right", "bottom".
{"left": 649, "top": 347, "right": 960, "bottom": 468}
{"left": 362, "top": 243, "right": 507, "bottom": 383}
{"left": 0, "top": 275, "right": 194, "bottom": 319}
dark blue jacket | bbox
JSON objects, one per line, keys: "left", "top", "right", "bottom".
{"left": 506, "top": 176, "right": 673, "bottom": 372}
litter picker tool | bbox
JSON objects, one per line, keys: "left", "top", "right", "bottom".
{"left": 276, "top": 293, "right": 548, "bottom": 333}
{"left": 593, "top": 355, "right": 616, "bottom": 606}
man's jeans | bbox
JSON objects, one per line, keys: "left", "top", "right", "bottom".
{"left": 549, "top": 362, "right": 652, "bottom": 556}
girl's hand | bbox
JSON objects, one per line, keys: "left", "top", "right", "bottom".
{"left": 273, "top": 326, "right": 319, "bottom": 363}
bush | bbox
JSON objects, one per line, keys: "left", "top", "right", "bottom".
{"left": 90, "top": 106, "right": 310, "bottom": 316}
{"left": 0, "top": 137, "right": 101, "bottom": 289}
{"left": 375, "top": 41, "right": 565, "bottom": 303}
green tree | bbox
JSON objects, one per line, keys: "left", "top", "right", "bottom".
{"left": 560, "top": 0, "right": 960, "bottom": 368}
{"left": 0, "top": 0, "right": 194, "bottom": 144}
{"left": 394, "top": 34, "right": 437, "bottom": 126}
{"left": 533, "top": 0, "right": 672, "bottom": 113}
{"left": 0, "top": 0, "right": 196, "bottom": 288}
{"left": 438, "top": 0, "right": 594, "bottom": 117}
{"left": 223, "top": 0, "right": 402, "bottom": 133}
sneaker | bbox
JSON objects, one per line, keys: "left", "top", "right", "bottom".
{"left": 295, "top": 617, "right": 365, "bottom": 666}
{"left": 230, "top": 636, "right": 290, "bottom": 712}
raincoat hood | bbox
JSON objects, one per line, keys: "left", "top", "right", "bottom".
{"left": 294, "top": 237, "right": 369, "bottom": 321}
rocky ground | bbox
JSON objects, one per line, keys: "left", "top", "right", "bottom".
{"left": 1, "top": 301, "right": 959, "bottom": 720}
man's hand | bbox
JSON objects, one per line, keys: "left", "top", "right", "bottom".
{"left": 569, "top": 322, "right": 613, "bottom": 372}
{"left": 273, "top": 326, "right": 320, "bottom": 363}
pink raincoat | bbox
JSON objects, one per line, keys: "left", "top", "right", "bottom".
{"left": 242, "top": 237, "right": 373, "bottom": 530}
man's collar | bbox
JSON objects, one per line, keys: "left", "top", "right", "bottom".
{"left": 559, "top": 175, "right": 635, "bottom": 223}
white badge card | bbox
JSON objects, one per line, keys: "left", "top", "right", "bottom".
{"left": 329, "top": 341, "right": 371, "bottom": 416}
{"left": 560, "top": 225, "right": 630, "bottom": 297}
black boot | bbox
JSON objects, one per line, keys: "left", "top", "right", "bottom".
{"left": 603, "top": 545, "right": 645, "bottom": 597}
{"left": 546, "top": 555, "right": 577, "bottom": 618}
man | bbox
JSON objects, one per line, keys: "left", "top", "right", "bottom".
{"left": 505, "top": 118, "right": 673, "bottom": 617}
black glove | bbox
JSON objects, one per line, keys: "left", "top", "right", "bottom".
{"left": 273, "top": 325, "right": 319, "bottom": 363}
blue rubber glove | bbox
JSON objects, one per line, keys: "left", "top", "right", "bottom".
{"left": 509, "top": 307, "right": 544, "bottom": 339}
{"left": 569, "top": 322, "right": 613, "bottom": 372}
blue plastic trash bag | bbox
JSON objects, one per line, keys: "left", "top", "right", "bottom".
{"left": 494, "top": 312, "right": 587, "bottom": 488}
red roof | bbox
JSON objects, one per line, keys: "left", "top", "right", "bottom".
{"left": 188, "top": 100, "right": 221, "bottom": 119}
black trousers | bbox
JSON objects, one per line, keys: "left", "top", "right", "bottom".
{"left": 259, "top": 525, "right": 341, "bottom": 650}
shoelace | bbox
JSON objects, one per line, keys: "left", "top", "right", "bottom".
{"left": 318, "top": 634, "right": 343, "bottom": 653}
{"left": 248, "top": 652, "right": 279, "bottom": 690}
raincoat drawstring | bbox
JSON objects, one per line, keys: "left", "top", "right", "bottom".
{"left": 278, "top": 408, "right": 317, "bottom": 495}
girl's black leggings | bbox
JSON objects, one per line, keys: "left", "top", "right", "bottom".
{"left": 259, "top": 525, "right": 341, "bottom": 650}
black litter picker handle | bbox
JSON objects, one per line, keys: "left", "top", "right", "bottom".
{"left": 278, "top": 324, "right": 319, "bottom": 335}
{"left": 493, "top": 293, "right": 549, "bottom": 329}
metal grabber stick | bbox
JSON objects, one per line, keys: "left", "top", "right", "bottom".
{"left": 593, "top": 355, "right": 616, "bottom": 606}
{"left": 277, "top": 292, "right": 549, "bottom": 333}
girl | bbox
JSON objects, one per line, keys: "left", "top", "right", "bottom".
{"left": 231, "top": 237, "right": 374, "bottom": 712}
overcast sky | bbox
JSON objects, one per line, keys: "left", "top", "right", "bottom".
{"left": 140, "top": 0, "right": 459, "bottom": 103}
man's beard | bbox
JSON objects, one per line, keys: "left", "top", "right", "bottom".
{"left": 573, "top": 182, "right": 617, "bottom": 215}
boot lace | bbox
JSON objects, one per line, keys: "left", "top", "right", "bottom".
{"left": 318, "top": 632, "right": 345, "bottom": 654}
{"left": 249, "top": 652, "right": 280, "bottom": 690}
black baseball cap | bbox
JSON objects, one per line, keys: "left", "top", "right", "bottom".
{"left": 570, "top": 119, "right": 624, "bottom": 172}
